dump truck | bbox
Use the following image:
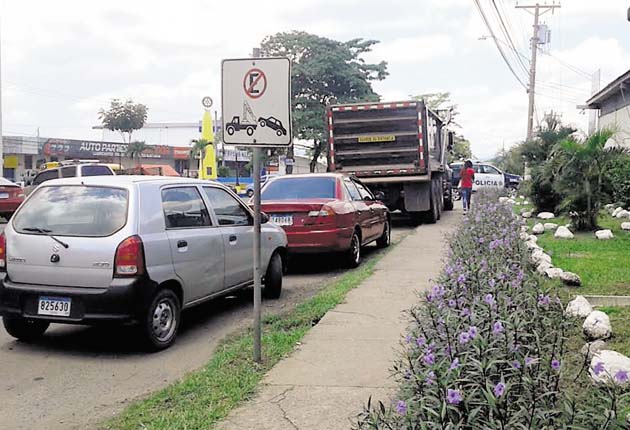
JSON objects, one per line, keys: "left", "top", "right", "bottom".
{"left": 328, "top": 100, "right": 453, "bottom": 223}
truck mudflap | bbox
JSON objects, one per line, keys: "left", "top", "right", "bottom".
{"left": 403, "top": 181, "right": 432, "bottom": 212}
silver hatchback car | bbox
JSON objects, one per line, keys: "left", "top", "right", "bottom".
{"left": 0, "top": 176, "right": 288, "bottom": 350}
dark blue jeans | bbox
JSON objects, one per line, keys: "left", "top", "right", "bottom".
{"left": 461, "top": 187, "right": 472, "bottom": 210}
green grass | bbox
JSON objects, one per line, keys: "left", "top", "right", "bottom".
{"left": 598, "top": 306, "right": 630, "bottom": 357}
{"left": 102, "top": 255, "right": 384, "bottom": 430}
{"left": 533, "top": 214, "right": 630, "bottom": 295}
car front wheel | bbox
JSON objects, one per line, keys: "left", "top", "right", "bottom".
{"left": 141, "top": 289, "right": 181, "bottom": 351}
{"left": 2, "top": 316, "right": 49, "bottom": 341}
{"left": 263, "top": 252, "right": 283, "bottom": 299}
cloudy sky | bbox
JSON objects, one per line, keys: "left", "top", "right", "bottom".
{"left": 2, "top": 0, "right": 629, "bottom": 159}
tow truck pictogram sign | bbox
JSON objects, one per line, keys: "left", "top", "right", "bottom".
{"left": 222, "top": 57, "right": 292, "bottom": 147}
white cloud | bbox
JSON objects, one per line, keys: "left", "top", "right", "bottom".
{"left": 366, "top": 35, "right": 453, "bottom": 65}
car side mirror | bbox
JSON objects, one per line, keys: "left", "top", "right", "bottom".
{"left": 363, "top": 195, "right": 374, "bottom": 202}
{"left": 261, "top": 212, "right": 270, "bottom": 224}
{"left": 374, "top": 191, "right": 385, "bottom": 201}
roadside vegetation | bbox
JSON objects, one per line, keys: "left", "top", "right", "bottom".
{"left": 356, "top": 191, "right": 630, "bottom": 429}
{"left": 104, "top": 249, "right": 389, "bottom": 430}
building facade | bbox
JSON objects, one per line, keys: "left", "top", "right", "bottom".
{"left": 585, "top": 69, "right": 630, "bottom": 147}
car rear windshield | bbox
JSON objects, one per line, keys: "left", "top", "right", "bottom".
{"left": 14, "top": 186, "right": 128, "bottom": 237}
{"left": 82, "top": 165, "right": 113, "bottom": 176}
{"left": 261, "top": 177, "right": 336, "bottom": 200}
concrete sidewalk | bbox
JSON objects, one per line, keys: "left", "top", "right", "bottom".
{"left": 217, "top": 211, "right": 458, "bottom": 430}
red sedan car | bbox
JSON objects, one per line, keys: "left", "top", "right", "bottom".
{"left": 260, "top": 173, "right": 390, "bottom": 267}
{"left": 0, "top": 178, "right": 25, "bottom": 220}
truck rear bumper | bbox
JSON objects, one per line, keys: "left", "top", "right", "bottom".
{"left": 358, "top": 175, "right": 430, "bottom": 184}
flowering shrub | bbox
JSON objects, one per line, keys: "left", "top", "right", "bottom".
{"left": 356, "top": 190, "right": 630, "bottom": 429}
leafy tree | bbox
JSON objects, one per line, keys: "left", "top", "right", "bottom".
{"left": 98, "top": 99, "right": 148, "bottom": 143}
{"left": 450, "top": 135, "right": 472, "bottom": 163}
{"left": 126, "top": 141, "right": 147, "bottom": 166}
{"left": 602, "top": 154, "right": 630, "bottom": 207}
{"left": 261, "top": 31, "right": 388, "bottom": 172}
{"left": 555, "top": 129, "right": 625, "bottom": 230}
{"left": 493, "top": 144, "right": 525, "bottom": 176}
{"left": 190, "top": 138, "right": 210, "bottom": 163}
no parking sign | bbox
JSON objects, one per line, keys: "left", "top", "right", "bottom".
{"left": 221, "top": 57, "right": 292, "bottom": 147}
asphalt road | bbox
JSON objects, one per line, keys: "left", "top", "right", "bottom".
{"left": 0, "top": 221, "right": 416, "bottom": 430}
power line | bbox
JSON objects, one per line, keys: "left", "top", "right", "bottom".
{"left": 490, "top": 0, "right": 529, "bottom": 75}
{"left": 473, "top": 0, "right": 528, "bottom": 89}
{"left": 543, "top": 52, "right": 592, "bottom": 80}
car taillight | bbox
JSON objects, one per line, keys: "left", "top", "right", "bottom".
{"left": 114, "top": 235, "right": 145, "bottom": 277}
{"left": 308, "top": 205, "right": 334, "bottom": 218}
{"left": 0, "top": 233, "right": 5, "bottom": 271}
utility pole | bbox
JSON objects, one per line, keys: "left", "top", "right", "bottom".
{"left": 516, "top": 2, "right": 560, "bottom": 141}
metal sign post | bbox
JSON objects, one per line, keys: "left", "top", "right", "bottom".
{"left": 222, "top": 53, "right": 291, "bottom": 363}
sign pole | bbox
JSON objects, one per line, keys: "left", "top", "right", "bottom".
{"left": 253, "top": 146, "right": 262, "bottom": 362}
{"left": 252, "top": 46, "right": 263, "bottom": 363}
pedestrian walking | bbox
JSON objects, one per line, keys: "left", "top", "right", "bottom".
{"left": 459, "top": 160, "right": 475, "bottom": 214}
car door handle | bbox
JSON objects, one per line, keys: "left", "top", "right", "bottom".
{"left": 229, "top": 235, "right": 237, "bottom": 243}
{"left": 177, "top": 240, "right": 188, "bottom": 248}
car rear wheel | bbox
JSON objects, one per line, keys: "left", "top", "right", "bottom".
{"left": 346, "top": 231, "right": 361, "bottom": 268}
{"left": 141, "top": 289, "right": 180, "bottom": 351}
{"left": 263, "top": 252, "right": 283, "bottom": 299}
{"left": 376, "top": 219, "right": 391, "bottom": 248}
{"left": 2, "top": 316, "right": 49, "bottom": 341}
{"left": 276, "top": 129, "right": 283, "bottom": 136}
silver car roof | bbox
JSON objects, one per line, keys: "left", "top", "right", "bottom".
{"left": 38, "top": 175, "right": 224, "bottom": 188}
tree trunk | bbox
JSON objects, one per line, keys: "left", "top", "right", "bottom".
{"left": 286, "top": 145, "right": 294, "bottom": 175}
{"left": 585, "top": 179, "right": 593, "bottom": 230}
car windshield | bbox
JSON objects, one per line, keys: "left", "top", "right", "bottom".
{"left": 14, "top": 185, "right": 128, "bottom": 237}
{"left": 261, "top": 177, "right": 336, "bottom": 200}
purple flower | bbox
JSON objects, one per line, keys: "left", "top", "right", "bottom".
{"left": 511, "top": 361, "right": 522, "bottom": 369}
{"left": 478, "top": 237, "right": 485, "bottom": 244}
{"left": 457, "top": 274, "right": 466, "bottom": 284}
{"left": 459, "top": 332, "right": 470, "bottom": 345}
{"left": 461, "top": 307, "right": 471, "bottom": 317}
{"left": 432, "top": 284, "right": 445, "bottom": 298}
{"left": 448, "top": 299, "right": 457, "bottom": 308}
{"left": 511, "top": 280, "right": 521, "bottom": 289}
{"left": 416, "top": 336, "right": 426, "bottom": 347}
{"left": 445, "top": 265, "right": 454, "bottom": 275}
{"left": 468, "top": 326, "right": 478, "bottom": 339}
{"left": 405, "top": 334, "right": 412, "bottom": 344}
{"left": 426, "top": 371, "right": 435, "bottom": 385}
{"left": 423, "top": 352, "right": 435, "bottom": 365}
{"left": 447, "top": 389, "right": 463, "bottom": 405}
{"left": 449, "top": 358, "right": 460, "bottom": 371}
{"left": 493, "top": 382, "right": 506, "bottom": 397}
{"left": 525, "top": 356, "right": 537, "bottom": 367}
{"left": 484, "top": 294, "right": 495, "bottom": 306}
{"left": 615, "top": 370, "right": 629, "bottom": 383}
{"left": 395, "top": 400, "right": 407, "bottom": 415}
{"left": 593, "top": 362, "right": 605, "bottom": 376}
{"left": 492, "top": 321, "right": 504, "bottom": 335}
{"left": 551, "top": 359, "right": 560, "bottom": 371}
{"left": 538, "top": 294, "right": 550, "bottom": 306}
{"left": 488, "top": 279, "right": 496, "bottom": 288}
{"left": 403, "top": 370, "right": 411, "bottom": 380}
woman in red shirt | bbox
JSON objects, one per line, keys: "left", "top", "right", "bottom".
{"left": 459, "top": 160, "right": 475, "bottom": 214}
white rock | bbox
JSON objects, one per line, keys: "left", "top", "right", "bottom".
{"left": 499, "top": 196, "right": 509, "bottom": 203}
{"left": 519, "top": 232, "right": 529, "bottom": 240}
{"left": 566, "top": 296, "right": 593, "bottom": 318}
{"left": 612, "top": 207, "right": 623, "bottom": 217}
{"left": 538, "top": 212, "right": 556, "bottom": 220}
{"left": 526, "top": 241, "right": 542, "bottom": 251}
{"left": 554, "top": 226, "right": 574, "bottom": 239}
{"left": 590, "top": 350, "right": 630, "bottom": 385}
{"left": 560, "top": 271, "right": 582, "bottom": 287}
{"left": 582, "top": 340, "right": 607, "bottom": 361}
{"left": 527, "top": 235, "right": 538, "bottom": 243}
{"left": 531, "top": 249, "right": 552, "bottom": 265}
{"left": 520, "top": 225, "right": 529, "bottom": 233}
{"left": 595, "top": 229, "right": 614, "bottom": 240}
{"left": 536, "top": 262, "right": 554, "bottom": 275}
{"left": 515, "top": 202, "right": 521, "bottom": 206}
{"left": 616, "top": 210, "right": 630, "bottom": 219}
{"left": 523, "top": 200, "right": 530, "bottom": 205}
{"left": 583, "top": 311, "right": 612, "bottom": 340}
{"left": 507, "top": 198, "right": 516, "bottom": 204}
{"left": 532, "top": 223, "right": 545, "bottom": 234}
{"left": 544, "top": 222, "right": 558, "bottom": 231}
{"left": 622, "top": 222, "right": 630, "bottom": 231}
{"left": 519, "top": 195, "right": 525, "bottom": 200}
{"left": 604, "top": 203, "right": 615, "bottom": 210}
{"left": 545, "top": 267, "right": 564, "bottom": 279}
{"left": 522, "top": 211, "right": 533, "bottom": 218}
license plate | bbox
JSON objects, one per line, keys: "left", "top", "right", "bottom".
{"left": 38, "top": 296, "right": 71, "bottom": 317}
{"left": 0, "top": 193, "right": 9, "bottom": 199}
{"left": 271, "top": 215, "right": 293, "bottom": 226}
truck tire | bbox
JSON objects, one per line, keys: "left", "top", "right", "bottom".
{"left": 423, "top": 183, "right": 438, "bottom": 224}
{"left": 226, "top": 126, "right": 235, "bottom": 136}
{"left": 444, "top": 184, "right": 454, "bottom": 211}
{"left": 246, "top": 127, "right": 255, "bottom": 136}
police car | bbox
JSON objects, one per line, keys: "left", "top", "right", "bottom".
{"left": 450, "top": 161, "right": 505, "bottom": 191}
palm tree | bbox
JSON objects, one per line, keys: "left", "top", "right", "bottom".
{"left": 189, "top": 139, "right": 210, "bottom": 175}
{"left": 126, "top": 141, "right": 147, "bottom": 167}
{"left": 555, "top": 129, "right": 626, "bottom": 230}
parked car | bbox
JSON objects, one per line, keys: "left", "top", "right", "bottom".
{"left": 503, "top": 172, "right": 523, "bottom": 190}
{"left": 26, "top": 162, "right": 116, "bottom": 195}
{"left": 449, "top": 161, "right": 505, "bottom": 191}
{"left": 259, "top": 173, "right": 390, "bottom": 267}
{"left": 0, "top": 177, "right": 25, "bottom": 220}
{"left": 0, "top": 176, "right": 288, "bottom": 350}
{"left": 246, "top": 174, "right": 279, "bottom": 198}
